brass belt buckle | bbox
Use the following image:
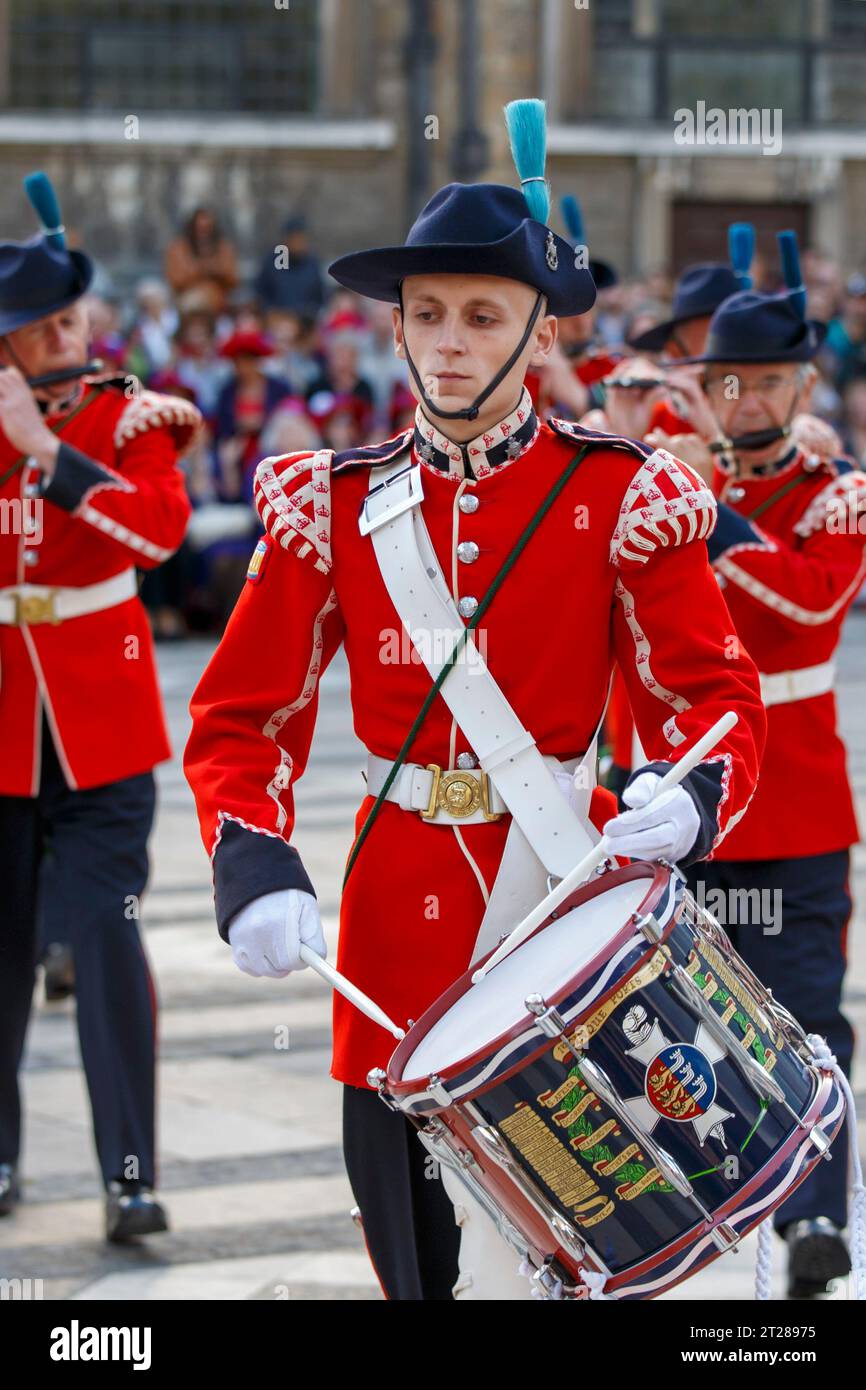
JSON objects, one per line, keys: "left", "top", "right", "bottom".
{"left": 480, "top": 771, "right": 504, "bottom": 821}
{"left": 420, "top": 764, "right": 504, "bottom": 821}
{"left": 14, "top": 590, "right": 59, "bottom": 625}
{"left": 420, "top": 763, "right": 443, "bottom": 819}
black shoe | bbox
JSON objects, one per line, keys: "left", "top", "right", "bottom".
{"left": 0, "top": 1163, "right": 20, "bottom": 1216}
{"left": 42, "top": 943, "right": 75, "bottom": 1001}
{"left": 785, "top": 1217, "right": 851, "bottom": 1298}
{"left": 105, "top": 1181, "right": 169, "bottom": 1243}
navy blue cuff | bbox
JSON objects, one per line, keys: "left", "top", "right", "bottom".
{"left": 706, "top": 502, "right": 766, "bottom": 563}
{"left": 213, "top": 819, "right": 316, "bottom": 942}
{"left": 624, "top": 760, "right": 726, "bottom": 865}
{"left": 40, "top": 442, "right": 120, "bottom": 512}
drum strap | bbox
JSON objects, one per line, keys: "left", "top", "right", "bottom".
{"left": 356, "top": 446, "right": 603, "bottom": 960}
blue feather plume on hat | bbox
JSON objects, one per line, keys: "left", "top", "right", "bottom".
{"left": 24, "top": 171, "right": 66, "bottom": 249}
{"left": 504, "top": 99, "right": 550, "bottom": 223}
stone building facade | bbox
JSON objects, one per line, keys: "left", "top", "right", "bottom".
{"left": 0, "top": 0, "right": 864, "bottom": 292}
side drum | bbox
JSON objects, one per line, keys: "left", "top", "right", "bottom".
{"left": 382, "top": 862, "right": 846, "bottom": 1299}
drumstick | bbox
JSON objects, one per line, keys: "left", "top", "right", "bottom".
{"left": 298, "top": 943, "right": 405, "bottom": 1040}
{"left": 472, "top": 710, "right": 740, "bottom": 983}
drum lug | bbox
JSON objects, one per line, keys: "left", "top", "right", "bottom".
{"left": 809, "top": 1125, "right": 833, "bottom": 1159}
{"left": 428, "top": 1073, "right": 453, "bottom": 1106}
{"left": 525, "top": 993, "right": 569, "bottom": 1040}
{"left": 418, "top": 1115, "right": 464, "bottom": 1174}
{"left": 528, "top": 1257, "right": 584, "bottom": 1300}
{"left": 366, "top": 1067, "right": 401, "bottom": 1111}
{"left": 421, "top": 1115, "right": 476, "bottom": 1172}
{"left": 631, "top": 910, "right": 663, "bottom": 944}
{"left": 549, "top": 1213, "right": 590, "bottom": 1263}
{"left": 710, "top": 1222, "right": 739, "bottom": 1252}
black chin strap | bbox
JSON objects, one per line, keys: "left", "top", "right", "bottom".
{"left": 703, "top": 374, "right": 803, "bottom": 474}
{"left": 397, "top": 286, "right": 544, "bottom": 422}
{"left": 710, "top": 425, "right": 791, "bottom": 455}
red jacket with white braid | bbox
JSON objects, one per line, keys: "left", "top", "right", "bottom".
{"left": 707, "top": 449, "right": 866, "bottom": 860}
{"left": 184, "top": 415, "right": 766, "bottom": 1086}
{"left": 0, "top": 382, "right": 199, "bottom": 793}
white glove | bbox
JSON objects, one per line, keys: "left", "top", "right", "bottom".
{"left": 553, "top": 767, "right": 582, "bottom": 815}
{"left": 227, "top": 889, "right": 326, "bottom": 978}
{"left": 602, "top": 771, "right": 700, "bottom": 864}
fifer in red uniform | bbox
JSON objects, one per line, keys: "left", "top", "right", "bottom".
{"left": 707, "top": 448, "right": 866, "bottom": 859}
{"left": 0, "top": 382, "right": 199, "bottom": 793}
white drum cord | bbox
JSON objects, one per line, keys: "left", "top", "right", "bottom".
{"left": 804, "top": 1035, "right": 866, "bottom": 1300}
{"left": 754, "top": 1033, "right": 863, "bottom": 1301}
{"left": 517, "top": 1257, "right": 610, "bottom": 1300}
{"left": 754, "top": 1218, "right": 773, "bottom": 1300}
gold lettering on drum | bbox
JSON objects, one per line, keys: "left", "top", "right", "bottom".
{"left": 571, "top": 1118, "right": 619, "bottom": 1152}
{"left": 551, "top": 952, "right": 667, "bottom": 1063}
{"left": 686, "top": 941, "right": 784, "bottom": 1054}
{"left": 619, "top": 1167, "right": 663, "bottom": 1200}
{"left": 552, "top": 1084, "right": 601, "bottom": 1127}
{"left": 538, "top": 1075, "right": 583, "bottom": 1109}
{"left": 499, "top": 1103, "right": 615, "bottom": 1226}
{"left": 594, "top": 1142, "right": 642, "bottom": 1177}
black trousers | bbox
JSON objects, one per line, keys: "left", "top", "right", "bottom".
{"left": 0, "top": 714, "right": 158, "bottom": 1189}
{"left": 686, "top": 851, "right": 854, "bottom": 1231}
{"left": 342, "top": 1083, "right": 461, "bottom": 1299}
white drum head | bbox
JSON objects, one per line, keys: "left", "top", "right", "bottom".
{"left": 402, "top": 878, "right": 649, "bottom": 1081}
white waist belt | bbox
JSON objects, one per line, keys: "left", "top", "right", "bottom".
{"left": 0, "top": 569, "right": 138, "bottom": 626}
{"left": 759, "top": 660, "right": 835, "bottom": 707}
{"left": 366, "top": 752, "right": 581, "bottom": 826}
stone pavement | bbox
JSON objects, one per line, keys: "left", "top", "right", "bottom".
{"left": 2, "top": 618, "right": 865, "bottom": 1302}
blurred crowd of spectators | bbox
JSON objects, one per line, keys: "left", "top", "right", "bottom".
{"left": 83, "top": 206, "right": 866, "bottom": 636}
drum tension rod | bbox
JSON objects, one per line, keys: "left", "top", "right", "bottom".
{"left": 418, "top": 1116, "right": 531, "bottom": 1261}
{"left": 526, "top": 994, "right": 737, "bottom": 1251}
{"left": 462, "top": 1100, "right": 598, "bottom": 1272}
{"left": 665, "top": 966, "right": 832, "bottom": 1154}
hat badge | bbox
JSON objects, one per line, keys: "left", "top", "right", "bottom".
{"left": 545, "top": 230, "right": 558, "bottom": 272}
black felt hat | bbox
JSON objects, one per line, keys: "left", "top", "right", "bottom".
{"left": 328, "top": 182, "right": 596, "bottom": 317}
{"left": 678, "top": 289, "right": 826, "bottom": 365}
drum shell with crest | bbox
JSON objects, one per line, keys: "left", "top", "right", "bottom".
{"left": 384, "top": 863, "right": 846, "bottom": 1299}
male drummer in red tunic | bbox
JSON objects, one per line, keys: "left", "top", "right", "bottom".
{"left": 649, "top": 282, "right": 865, "bottom": 1297}
{"left": 184, "top": 103, "right": 766, "bottom": 1299}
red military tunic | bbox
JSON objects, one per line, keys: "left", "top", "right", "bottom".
{"left": 0, "top": 382, "right": 199, "bottom": 794}
{"left": 706, "top": 448, "right": 866, "bottom": 860}
{"left": 184, "top": 392, "right": 766, "bottom": 1088}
